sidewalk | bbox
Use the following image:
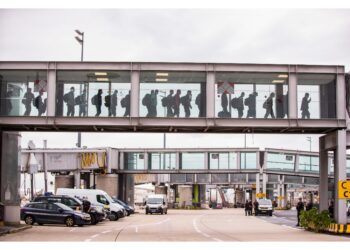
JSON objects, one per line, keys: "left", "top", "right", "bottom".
{"left": 0, "top": 224, "right": 32, "bottom": 236}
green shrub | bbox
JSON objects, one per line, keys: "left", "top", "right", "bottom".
{"left": 299, "top": 208, "right": 333, "bottom": 233}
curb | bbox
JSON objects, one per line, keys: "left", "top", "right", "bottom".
{"left": 0, "top": 225, "right": 32, "bottom": 236}
{"left": 327, "top": 223, "right": 350, "bottom": 234}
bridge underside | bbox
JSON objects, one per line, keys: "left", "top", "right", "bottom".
{"left": 0, "top": 117, "right": 345, "bottom": 133}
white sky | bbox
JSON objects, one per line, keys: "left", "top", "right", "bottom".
{"left": 1, "top": 8, "right": 349, "bottom": 151}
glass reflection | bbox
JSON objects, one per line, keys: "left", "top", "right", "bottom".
{"left": 140, "top": 71, "right": 206, "bottom": 118}
{"left": 0, "top": 70, "right": 48, "bottom": 116}
{"left": 57, "top": 71, "right": 131, "bottom": 117}
{"left": 215, "top": 73, "right": 289, "bottom": 119}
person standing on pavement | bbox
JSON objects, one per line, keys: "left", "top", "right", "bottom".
{"left": 244, "top": 200, "right": 250, "bottom": 216}
{"left": 306, "top": 199, "right": 314, "bottom": 211}
{"left": 328, "top": 200, "right": 334, "bottom": 219}
{"left": 296, "top": 198, "right": 304, "bottom": 226}
{"left": 254, "top": 199, "right": 259, "bottom": 216}
{"left": 248, "top": 200, "right": 253, "bottom": 216}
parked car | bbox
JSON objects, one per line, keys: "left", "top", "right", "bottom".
{"left": 56, "top": 188, "right": 125, "bottom": 221}
{"left": 112, "top": 197, "right": 135, "bottom": 216}
{"left": 21, "top": 202, "right": 91, "bottom": 227}
{"left": 33, "top": 195, "right": 105, "bottom": 225}
{"left": 256, "top": 198, "right": 273, "bottom": 216}
{"left": 145, "top": 194, "right": 168, "bottom": 215}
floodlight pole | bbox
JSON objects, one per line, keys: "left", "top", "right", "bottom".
{"left": 75, "top": 30, "right": 84, "bottom": 148}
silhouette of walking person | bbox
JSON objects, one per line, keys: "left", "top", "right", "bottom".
{"left": 245, "top": 92, "right": 258, "bottom": 118}
{"left": 237, "top": 92, "right": 245, "bottom": 118}
{"left": 92, "top": 89, "right": 103, "bottom": 117}
{"left": 301, "top": 93, "right": 311, "bottom": 119}
{"left": 121, "top": 91, "right": 130, "bottom": 117}
{"left": 150, "top": 89, "right": 159, "bottom": 117}
{"left": 195, "top": 92, "right": 204, "bottom": 117}
{"left": 181, "top": 90, "right": 192, "bottom": 118}
{"left": 76, "top": 89, "right": 87, "bottom": 117}
{"left": 34, "top": 90, "right": 46, "bottom": 116}
{"left": 173, "top": 89, "right": 181, "bottom": 118}
{"left": 63, "top": 87, "right": 75, "bottom": 117}
{"left": 23, "top": 87, "right": 35, "bottom": 116}
{"left": 166, "top": 89, "right": 174, "bottom": 117}
{"left": 263, "top": 92, "right": 276, "bottom": 119}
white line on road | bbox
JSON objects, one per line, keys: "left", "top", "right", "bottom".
{"left": 84, "top": 239, "right": 92, "bottom": 242}
{"left": 135, "top": 226, "right": 138, "bottom": 233}
{"left": 91, "top": 234, "right": 100, "bottom": 238}
{"left": 101, "top": 230, "right": 112, "bottom": 234}
{"left": 69, "top": 228, "right": 76, "bottom": 232}
{"left": 212, "top": 238, "right": 223, "bottom": 242}
{"left": 193, "top": 214, "right": 223, "bottom": 242}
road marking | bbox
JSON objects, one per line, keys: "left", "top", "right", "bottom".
{"left": 91, "top": 234, "right": 100, "bottom": 238}
{"left": 101, "top": 230, "right": 111, "bottom": 234}
{"left": 84, "top": 239, "right": 92, "bottom": 242}
{"left": 193, "top": 214, "right": 223, "bottom": 242}
{"left": 202, "top": 233, "right": 210, "bottom": 238}
{"left": 70, "top": 228, "right": 76, "bottom": 232}
{"left": 135, "top": 226, "right": 138, "bottom": 233}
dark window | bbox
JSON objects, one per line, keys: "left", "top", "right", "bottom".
{"left": 63, "top": 198, "right": 80, "bottom": 207}
{"left": 96, "top": 195, "right": 109, "bottom": 205}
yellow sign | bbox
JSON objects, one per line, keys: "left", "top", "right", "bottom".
{"left": 277, "top": 196, "right": 284, "bottom": 200}
{"left": 256, "top": 193, "right": 266, "bottom": 199}
{"left": 338, "top": 180, "right": 350, "bottom": 199}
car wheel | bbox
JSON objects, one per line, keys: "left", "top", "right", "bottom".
{"left": 65, "top": 217, "right": 75, "bottom": 227}
{"left": 24, "top": 215, "right": 34, "bottom": 225}
{"left": 90, "top": 215, "right": 97, "bottom": 225}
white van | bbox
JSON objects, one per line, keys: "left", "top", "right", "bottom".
{"left": 145, "top": 194, "right": 168, "bottom": 215}
{"left": 56, "top": 188, "right": 126, "bottom": 221}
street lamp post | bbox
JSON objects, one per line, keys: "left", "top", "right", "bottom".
{"left": 75, "top": 29, "right": 84, "bottom": 148}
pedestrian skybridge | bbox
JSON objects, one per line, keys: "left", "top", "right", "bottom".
{"left": 21, "top": 147, "right": 350, "bottom": 185}
{"left": 0, "top": 61, "right": 348, "bottom": 133}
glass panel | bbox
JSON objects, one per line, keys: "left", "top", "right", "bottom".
{"left": 148, "top": 153, "right": 176, "bottom": 170}
{"left": 124, "top": 152, "right": 145, "bottom": 170}
{"left": 209, "top": 152, "right": 237, "bottom": 169}
{"left": 298, "top": 155, "right": 319, "bottom": 172}
{"left": 0, "top": 70, "right": 48, "bottom": 116}
{"left": 140, "top": 71, "right": 206, "bottom": 118}
{"left": 181, "top": 153, "right": 205, "bottom": 170}
{"left": 297, "top": 74, "right": 336, "bottom": 119}
{"left": 56, "top": 71, "right": 131, "bottom": 117}
{"left": 215, "top": 72, "right": 289, "bottom": 119}
{"left": 266, "top": 152, "right": 295, "bottom": 171}
{"left": 240, "top": 152, "right": 257, "bottom": 169}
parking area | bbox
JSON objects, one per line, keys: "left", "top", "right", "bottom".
{"left": 1, "top": 209, "right": 349, "bottom": 242}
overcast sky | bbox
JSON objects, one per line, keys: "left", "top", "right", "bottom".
{"left": 1, "top": 9, "right": 349, "bottom": 151}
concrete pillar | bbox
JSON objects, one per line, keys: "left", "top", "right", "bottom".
{"left": 95, "top": 174, "right": 119, "bottom": 198}
{"left": 334, "top": 130, "right": 347, "bottom": 224}
{"left": 206, "top": 71, "right": 215, "bottom": 118}
{"left": 47, "top": 68, "right": 57, "bottom": 116}
{"left": 336, "top": 73, "right": 346, "bottom": 120}
{"left": 178, "top": 185, "right": 192, "bottom": 207}
{"left": 235, "top": 189, "right": 244, "bottom": 206}
{"left": 130, "top": 70, "right": 140, "bottom": 117}
{"left": 74, "top": 171, "right": 81, "bottom": 189}
{"left": 288, "top": 72, "right": 297, "bottom": 119}
{"left": 256, "top": 173, "right": 260, "bottom": 193}
{"left": 54, "top": 175, "right": 74, "bottom": 193}
{"left": 319, "top": 136, "right": 329, "bottom": 211}
{"left": 1, "top": 132, "right": 21, "bottom": 225}
{"left": 118, "top": 174, "right": 135, "bottom": 205}
{"left": 262, "top": 173, "right": 267, "bottom": 195}
{"left": 277, "top": 184, "right": 282, "bottom": 207}
{"left": 199, "top": 184, "right": 206, "bottom": 207}
{"left": 282, "top": 184, "right": 288, "bottom": 208}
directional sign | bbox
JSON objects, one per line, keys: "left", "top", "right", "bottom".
{"left": 338, "top": 180, "right": 350, "bottom": 199}
{"left": 217, "top": 81, "right": 235, "bottom": 94}
{"left": 256, "top": 193, "right": 266, "bottom": 199}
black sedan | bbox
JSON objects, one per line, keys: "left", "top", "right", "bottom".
{"left": 21, "top": 202, "right": 91, "bottom": 227}
{"left": 112, "top": 198, "right": 135, "bottom": 216}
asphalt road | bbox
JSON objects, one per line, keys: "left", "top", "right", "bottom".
{"left": 0, "top": 209, "right": 349, "bottom": 242}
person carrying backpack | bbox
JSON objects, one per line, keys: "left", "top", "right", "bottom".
{"left": 181, "top": 90, "right": 192, "bottom": 118}
{"left": 22, "top": 87, "right": 35, "bottom": 116}
{"left": 91, "top": 89, "right": 103, "bottom": 117}
{"left": 63, "top": 87, "right": 75, "bottom": 117}
{"left": 121, "top": 90, "right": 130, "bottom": 117}
{"left": 165, "top": 90, "right": 174, "bottom": 117}
{"left": 173, "top": 89, "right": 181, "bottom": 118}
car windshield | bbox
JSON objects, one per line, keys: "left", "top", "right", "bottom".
{"left": 258, "top": 199, "right": 272, "bottom": 205}
{"left": 114, "top": 199, "right": 127, "bottom": 206}
{"left": 55, "top": 202, "right": 74, "bottom": 211}
{"left": 147, "top": 198, "right": 163, "bottom": 204}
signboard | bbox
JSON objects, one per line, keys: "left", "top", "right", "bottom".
{"left": 34, "top": 80, "right": 47, "bottom": 92}
{"left": 338, "top": 180, "right": 350, "bottom": 199}
{"left": 256, "top": 192, "right": 266, "bottom": 199}
{"left": 217, "top": 81, "right": 234, "bottom": 94}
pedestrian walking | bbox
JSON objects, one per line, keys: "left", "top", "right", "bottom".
{"left": 296, "top": 198, "right": 304, "bottom": 226}
{"left": 181, "top": 90, "right": 192, "bottom": 118}
{"left": 22, "top": 87, "right": 35, "bottom": 116}
{"left": 173, "top": 89, "right": 181, "bottom": 117}
{"left": 248, "top": 200, "right": 253, "bottom": 216}
{"left": 121, "top": 91, "right": 130, "bottom": 117}
{"left": 301, "top": 93, "right": 311, "bottom": 119}
{"left": 254, "top": 199, "right": 259, "bottom": 216}
{"left": 245, "top": 200, "right": 250, "bottom": 216}
{"left": 91, "top": 89, "right": 103, "bottom": 117}
{"left": 63, "top": 87, "right": 75, "bottom": 117}
{"left": 328, "top": 200, "right": 334, "bottom": 219}
{"left": 263, "top": 92, "right": 276, "bottom": 118}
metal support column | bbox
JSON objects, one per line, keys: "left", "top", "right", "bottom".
{"left": 288, "top": 72, "right": 297, "bottom": 119}
{"left": 319, "top": 136, "right": 329, "bottom": 212}
{"left": 47, "top": 67, "right": 57, "bottom": 116}
{"left": 206, "top": 71, "right": 215, "bottom": 118}
{"left": 334, "top": 129, "right": 347, "bottom": 224}
{"left": 130, "top": 69, "right": 140, "bottom": 117}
